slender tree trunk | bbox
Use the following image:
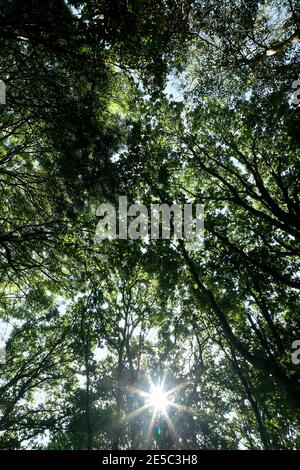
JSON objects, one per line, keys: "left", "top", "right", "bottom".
{"left": 84, "top": 350, "right": 93, "bottom": 450}
{"left": 112, "top": 348, "right": 124, "bottom": 450}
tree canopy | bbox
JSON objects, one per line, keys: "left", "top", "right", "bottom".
{"left": 0, "top": 0, "right": 300, "bottom": 450}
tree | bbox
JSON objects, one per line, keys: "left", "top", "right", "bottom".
{"left": 1, "top": 0, "right": 300, "bottom": 451}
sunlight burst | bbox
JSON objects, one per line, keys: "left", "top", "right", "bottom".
{"left": 147, "top": 384, "right": 169, "bottom": 411}
{"left": 117, "top": 375, "right": 193, "bottom": 448}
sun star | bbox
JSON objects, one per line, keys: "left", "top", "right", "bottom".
{"left": 147, "top": 384, "right": 169, "bottom": 412}
{"left": 119, "top": 375, "right": 192, "bottom": 447}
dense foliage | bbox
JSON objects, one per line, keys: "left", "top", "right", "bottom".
{"left": 0, "top": 0, "right": 299, "bottom": 449}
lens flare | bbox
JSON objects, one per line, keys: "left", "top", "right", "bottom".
{"left": 147, "top": 385, "right": 169, "bottom": 411}
{"left": 117, "top": 374, "right": 193, "bottom": 448}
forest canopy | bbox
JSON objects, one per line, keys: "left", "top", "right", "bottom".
{"left": 0, "top": 0, "right": 300, "bottom": 450}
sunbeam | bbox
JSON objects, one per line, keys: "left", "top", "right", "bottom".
{"left": 117, "top": 374, "right": 191, "bottom": 448}
{"left": 146, "top": 384, "right": 170, "bottom": 412}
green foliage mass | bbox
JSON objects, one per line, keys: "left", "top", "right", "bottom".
{"left": 0, "top": 0, "right": 300, "bottom": 450}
